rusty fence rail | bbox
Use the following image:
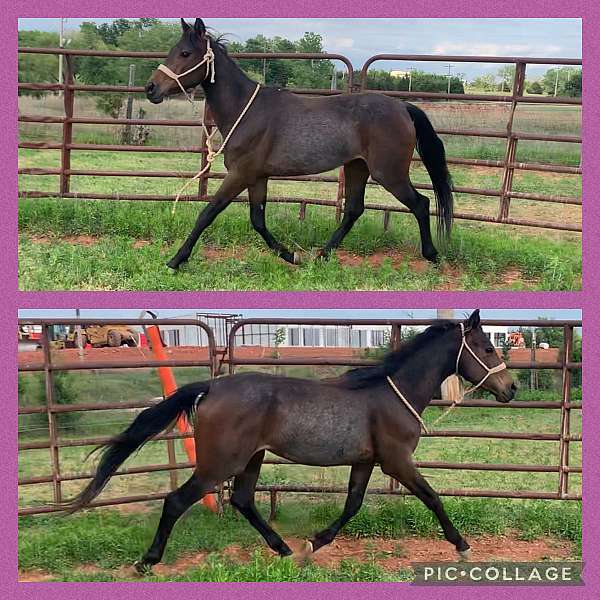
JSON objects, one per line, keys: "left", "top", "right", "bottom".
{"left": 226, "top": 318, "right": 582, "bottom": 508}
{"left": 18, "top": 317, "right": 581, "bottom": 516}
{"left": 18, "top": 318, "right": 217, "bottom": 515}
{"left": 18, "top": 47, "right": 581, "bottom": 232}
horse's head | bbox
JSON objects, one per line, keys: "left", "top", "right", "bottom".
{"left": 145, "top": 18, "right": 213, "bottom": 104}
{"left": 456, "top": 310, "right": 517, "bottom": 403}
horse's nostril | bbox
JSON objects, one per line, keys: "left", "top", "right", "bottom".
{"left": 146, "top": 82, "right": 155, "bottom": 94}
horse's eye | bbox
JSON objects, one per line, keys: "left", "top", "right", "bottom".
{"left": 181, "top": 51, "right": 190, "bottom": 58}
{"left": 485, "top": 347, "right": 494, "bottom": 354}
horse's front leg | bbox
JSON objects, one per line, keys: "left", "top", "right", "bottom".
{"left": 249, "top": 178, "right": 299, "bottom": 264}
{"left": 167, "top": 173, "right": 247, "bottom": 270}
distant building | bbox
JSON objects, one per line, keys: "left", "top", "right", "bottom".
{"left": 390, "top": 70, "right": 410, "bottom": 78}
{"left": 155, "top": 314, "right": 517, "bottom": 350}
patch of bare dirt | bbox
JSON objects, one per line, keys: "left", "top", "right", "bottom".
{"left": 29, "top": 534, "right": 573, "bottom": 582}
{"left": 499, "top": 268, "right": 539, "bottom": 288}
{"left": 336, "top": 249, "right": 431, "bottom": 271}
{"left": 18, "top": 569, "right": 54, "bottom": 582}
{"left": 202, "top": 246, "right": 248, "bottom": 262}
{"left": 132, "top": 240, "right": 152, "bottom": 249}
{"left": 26, "top": 234, "right": 100, "bottom": 246}
{"left": 296, "top": 535, "right": 573, "bottom": 571}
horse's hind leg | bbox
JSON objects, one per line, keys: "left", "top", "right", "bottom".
{"left": 135, "top": 472, "right": 218, "bottom": 573}
{"left": 249, "top": 178, "right": 298, "bottom": 265}
{"left": 318, "top": 159, "right": 369, "bottom": 259}
{"left": 371, "top": 166, "right": 438, "bottom": 262}
{"left": 380, "top": 457, "right": 470, "bottom": 558}
{"left": 230, "top": 450, "right": 293, "bottom": 556}
{"left": 167, "top": 173, "right": 247, "bottom": 270}
{"left": 309, "top": 463, "right": 374, "bottom": 553}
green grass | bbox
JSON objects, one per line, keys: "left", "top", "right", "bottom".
{"left": 18, "top": 199, "right": 581, "bottom": 290}
{"left": 18, "top": 120, "right": 582, "bottom": 291}
{"left": 18, "top": 498, "right": 581, "bottom": 581}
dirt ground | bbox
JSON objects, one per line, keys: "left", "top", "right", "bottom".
{"left": 18, "top": 532, "right": 574, "bottom": 581}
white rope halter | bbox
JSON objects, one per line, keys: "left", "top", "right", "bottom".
{"left": 157, "top": 38, "right": 216, "bottom": 101}
{"left": 386, "top": 322, "right": 508, "bottom": 434}
{"left": 155, "top": 38, "right": 261, "bottom": 215}
{"left": 455, "top": 323, "right": 507, "bottom": 395}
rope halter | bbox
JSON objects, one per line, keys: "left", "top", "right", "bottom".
{"left": 157, "top": 37, "right": 216, "bottom": 103}
{"left": 456, "top": 322, "right": 507, "bottom": 395}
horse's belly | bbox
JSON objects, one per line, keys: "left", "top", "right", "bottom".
{"left": 269, "top": 414, "right": 374, "bottom": 466}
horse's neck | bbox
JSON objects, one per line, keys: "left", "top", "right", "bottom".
{"left": 393, "top": 334, "right": 458, "bottom": 415}
{"left": 201, "top": 48, "right": 255, "bottom": 135}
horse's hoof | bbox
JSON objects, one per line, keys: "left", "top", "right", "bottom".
{"left": 458, "top": 547, "right": 472, "bottom": 561}
{"left": 293, "top": 252, "right": 302, "bottom": 265}
{"left": 292, "top": 541, "right": 313, "bottom": 565}
{"left": 133, "top": 560, "right": 153, "bottom": 576}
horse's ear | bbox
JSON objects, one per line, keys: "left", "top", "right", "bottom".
{"left": 181, "top": 18, "right": 191, "bottom": 32}
{"left": 465, "top": 309, "right": 481, "bottom": 331}
{"left": 194, "top": 18, "right": 206, "bottom": 37}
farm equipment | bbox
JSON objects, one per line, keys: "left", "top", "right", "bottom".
{"left": 64, "top": 325, "right": 139, "bottom": 348}
{"left": 507, "top": 332, "right": 526, "bottom": 348}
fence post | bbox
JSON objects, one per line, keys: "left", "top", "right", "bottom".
{"left": 123, "top": 64, "right": 136, "bottom": 145}
{"left": 42, "top": 325, "right": 62, "bottom": 504}
{"left": 335, "top": 167, "right": 345, "bottom": 222}
{"left": 59, "top": 54, "right": 75, "bottom": 195}
{"left": 198, "top": 102, "right": 214, "bottom": 200}
{"left": 389, "top": 323, "right": 402, "bottom": 491}
{"left": 498, "top": 61, "right": 526, "bottom": 221}
{"left": 558, "top": 325, "right": 573, "bottom": 498}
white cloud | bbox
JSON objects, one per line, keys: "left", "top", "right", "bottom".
{"left": 432, "top": 41, "right": 563, "bottom": 56}
{"left": 323, "top": 36, "right": 355, "bottom": 50}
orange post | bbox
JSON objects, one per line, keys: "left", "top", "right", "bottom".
{"left": 145, "top": 324, "right": 217, "bottom": 511}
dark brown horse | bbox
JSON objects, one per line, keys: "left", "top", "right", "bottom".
{"left": 145, "top": 19, "right": 454, "bottom": 270}
{"left": 62, "top": 310, "right": 516, "bottom": 574}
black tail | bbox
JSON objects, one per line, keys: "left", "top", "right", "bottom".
{"left": 60, "top": 381, "right": 211, "bottom": 513}
{"left": 406, "top": 103, "right": 454, "bottom": 241}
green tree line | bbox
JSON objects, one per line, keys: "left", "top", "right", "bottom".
{"left": 18, "top": 20, "right": 581, "bottom": 97}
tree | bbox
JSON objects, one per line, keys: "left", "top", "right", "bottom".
{"left": 497, "top": 65, "right": 515, "bottom": 92}
{"left": 526, "top": 80, "right": 543, "bottom": 94}
{"left": 469, "top": 73, "right": 497, "bottom": 92}
{"left": 542, "top": 67, "right": 581, "bottom": 97}
{"left": 18, "top": 30, "right": 61, "bottom": 93}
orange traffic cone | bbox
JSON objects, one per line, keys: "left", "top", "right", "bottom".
{"left": 145, "top": 324, "right": 217, "bottom": 511}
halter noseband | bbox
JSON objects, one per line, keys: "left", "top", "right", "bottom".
{"left": 157, "top": 37, "right": 216, "bottom": 101}
{"left": 456, "top": 322, "right": 507, "bottom": 394}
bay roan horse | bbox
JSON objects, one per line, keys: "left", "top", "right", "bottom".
{"left": 61, "top": 310, "right": 516, "bottom": 574}
{"left": 145, "top": 19, "right": 454, "bottom": 270}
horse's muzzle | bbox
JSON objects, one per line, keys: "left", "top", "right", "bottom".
{"left": 145, "top": 81, "right": 164, "bottom": 104}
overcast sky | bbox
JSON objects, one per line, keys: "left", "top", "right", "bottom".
{"left": 18, "top": 18, "right": 581, "bottom": 79}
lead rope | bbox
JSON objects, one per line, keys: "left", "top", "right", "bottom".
{"left": 156, "top": 39, "right": 261, "bottom": 214}
{"left": 386, "top": 375, "right": 429, "bottom": 435}
{"left": 387, "top": 323, "right": 507, "bottom": 433}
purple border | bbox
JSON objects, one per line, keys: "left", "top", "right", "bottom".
{"left": 6, "top": 2, "right": 598, "bottom": 598}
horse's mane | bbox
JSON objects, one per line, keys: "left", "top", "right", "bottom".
{"left": 330, "top": 321, "right": 456, "bottom": 390}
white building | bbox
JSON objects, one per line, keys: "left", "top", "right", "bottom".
{"left": 155, "top": 314, "right": 514, "bottom": 350}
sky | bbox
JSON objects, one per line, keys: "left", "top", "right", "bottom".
{"left": 17, "top": 18, "right": 581, "bottom": 79}
{"left": 18, "top": 309, "right": 582, "bottom": 321}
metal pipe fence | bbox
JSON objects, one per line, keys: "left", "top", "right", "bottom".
{"left": 18, "top": 317, "right": 582, "bottom": 516}
{"left": 18, "top": 47, "right": 581, "bottom": 232}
